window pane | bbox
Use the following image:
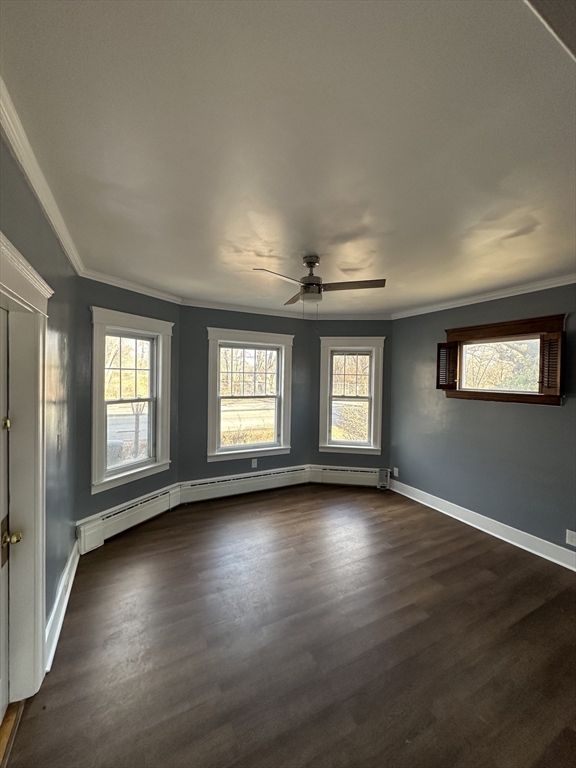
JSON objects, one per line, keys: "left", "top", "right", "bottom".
{"left": 137, "top": 371, "right": 150, "bottom": 398}
{"left": 137, "top": 339, "right": 151, "bottom": 369}
{"left": 331, "top": 400, "right": 369, "bottom": 443}
{"left": 344, "top": 376, "right": 356, "bottom": 396}
{"left": 105, "top": 336, "right": 120, "bottom": 368}
{"left": 105, "top": 370, "right": 120, "bottom": 401}
{"left": 120, "top": 337, "right": 136, "bottom": 368}
{"left": 266, "top": 374, "right": 277, "bottom": 394}
{"left": 357, "top": 375, "right": 370, "bottom": 396}
{"left": 345, "top": 355, "right": 357, "bottom": 374}
{"left": 121, "top": 370, "right": 136, "bottom": 399}
{"left": 220, "top": 348, "right": 231, "bottom": 373}
{"left": 106, "top": 402, "right": 151, "bottom": 469}
{"left": 358, "top": 355, "right": 370, "bottom": 375}
{"left": 220, "top": 397, "right": 276, "bottom": 446}
{"left": 266, "top": 350, "right": 277, "bottom": 373}
{"left": 332, "top": 374, "right": 344, "bottom": 396}
{"left": 255, "top": 349, "right": 266, "bottom": 372}
{"left": 462, "top": 338, "right": 540, "bottom": 393}
{"left": 256, "top": 374, "right": 266, "bottom": 395}
{"left": 333, "top": 354, "right": 345, "bottom": 375}
{"left": 220, "top": 373, "right": 231, "bottom": 396}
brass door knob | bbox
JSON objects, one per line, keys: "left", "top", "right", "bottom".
{"left": 1, "top": 531, "right": 22, "bottom": 547}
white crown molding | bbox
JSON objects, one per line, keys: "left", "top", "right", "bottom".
{"left": 390, "top": 274, "right": 576, "bottom": 320}
{"left": 0, "top": 231, "right": 53, "bottom": 299}
{"left": 0, "top": 77, "right": 84, "bottom": 274}
{"left": 523, "top": 0, "right": 576, "bottom": 63}
{"left": 80, "top": 268, "right": 182, "bottom": 304}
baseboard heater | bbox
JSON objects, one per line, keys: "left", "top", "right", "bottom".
{"left": 310, "top": 465, "right": 389, "bottom": 488}
{"left": 77, "top": 464, "right": 388, "bottom": 554}
{"left": 77, "top": 487, "right": 180, "bottom": 554}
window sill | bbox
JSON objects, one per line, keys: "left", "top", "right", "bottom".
{"left": 92, "top": 460, "right": 171, "bottom": 494}
{"left": 445, "top": 391, "right": 561, "bottom": 406}
{"left": 319, "top": 445, "right": 381, "bottom": 455}
{"left": 207, "top": 447, "right": 291, "bottom": 463}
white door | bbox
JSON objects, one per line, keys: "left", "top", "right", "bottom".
{"left": 0, "top": 307, "right": 9, "bottom": 719}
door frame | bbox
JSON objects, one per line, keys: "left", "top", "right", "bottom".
{"left": 0, "top": 231, "right": 52, "bottom": 701}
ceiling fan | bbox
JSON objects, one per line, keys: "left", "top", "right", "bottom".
{"left": 254, "top": 255, "right": 387, "bottom": 305}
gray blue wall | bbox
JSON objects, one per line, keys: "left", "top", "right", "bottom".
{"left": 390, "top": 285, "right": 576, "bottom": 549}
{"left": 1, "top": 136, "right": 78, "bottom": 613}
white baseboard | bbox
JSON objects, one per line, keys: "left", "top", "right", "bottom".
{"left": 390, "top": 480, "right": 576, "bottom": 572}
{"left": 45, "top": 541, "right": 80, "bottom": 671}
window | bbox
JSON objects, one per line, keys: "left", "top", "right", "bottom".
{"left": 319, "top": 337, "right": 385, "bottom": 454}
{"left": 207, "top": 328, "right": 293, "bottom": 461}
{"left": 92, "top": 308, "right": 173, "bottom": 493}
{"left": 436, "top": 315, "right": 565, "bottom": 405}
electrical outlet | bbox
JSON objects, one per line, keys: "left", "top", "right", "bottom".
{"left": 251, "top": 459, "right": 257, "bottom": 469}
{"left": 393, "top": 467, "right": 399, "bottom": 478}
{"left": 566, "top": 529, "right": 576, "bottom": 547}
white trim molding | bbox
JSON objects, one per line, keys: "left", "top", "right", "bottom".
{"left": 206, "top": 327, "right": 294, "bottom": 462}
{"left": 0, "top": 232, "right": 51, "bottom": 701}
{"left": 319, "top": 336, "right": 385, "bottom": 455}
{"left": 81, "top": 270, "right": 181, "bottom": 305}
{"left": 390, "top": 275, "right": 576, "bottom": 320}
{"left": 390, "top": 480, "right": 576, "bottom": 571}
{"left": 0, "top": 78, "right": 84, "bottom": 274}
{"left": 91, "top": 307, "right": 173, "bottom": 494}
{"left": 523, "top": 0, "right": 576, "bottom": 63}
{"left": 0, "top": 233, "right": 53, "bottom": 304}
{"left": 45, "top": 542, "right": 79, "bottom": 672}
{"left": 0, "top": 233, "right": 53, "bottom": 316}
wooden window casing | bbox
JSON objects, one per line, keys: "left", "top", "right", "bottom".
{"left": 437, "top": 315, "right": 565, "bottom": 405}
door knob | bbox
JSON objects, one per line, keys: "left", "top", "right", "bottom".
{"left": 1, "top": 531, "right": 22, "bottom": 547}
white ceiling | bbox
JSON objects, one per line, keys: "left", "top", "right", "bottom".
{"left": 1, "top": 0, "right": 575, "bottom": 317}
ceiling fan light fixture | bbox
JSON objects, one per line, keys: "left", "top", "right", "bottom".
{"left": 302, "top": 288, "right": 322, "bottom": 303}
{"left": 254, "top": 254, "right": 386, "bottom": 307}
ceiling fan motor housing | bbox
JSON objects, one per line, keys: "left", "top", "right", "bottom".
{"left": 301, "top": 281, "right": 322, "bottom": 302}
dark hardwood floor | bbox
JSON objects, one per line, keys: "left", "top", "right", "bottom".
{"left": 10, "top": 485, "right": 576, "bottom": 768}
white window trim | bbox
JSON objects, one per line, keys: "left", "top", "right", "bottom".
{"left": 91, "top": 307, "right": 173, "bottom": 493}
{"left": 319, "top": 336, "right": 385, "bottom": 455}
{"left": 207, "top": 327, "right": 293, "bottom": 462}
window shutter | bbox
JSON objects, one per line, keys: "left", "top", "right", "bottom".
{"left": 539, "top": 332, "right": 562, "bottom": 395}
{"left": 436, "top": 342, "right": 458, "bottom": 390}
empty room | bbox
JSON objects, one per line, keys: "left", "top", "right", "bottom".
{"left": 0, "top": 1, "right": 575, "bottom": 767}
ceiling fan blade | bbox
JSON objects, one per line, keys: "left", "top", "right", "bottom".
{"left": 322, "top": 279, "right": 387, "bottom": 292}
{"left": 253, "top": 268, "right": 302, "bottom": 285}
{"left": 284, "top": 291, "right": 302, "bottom": 305}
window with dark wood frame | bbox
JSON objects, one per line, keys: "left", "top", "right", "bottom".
{"left": 436, "top": 315, "right": 565, "bottom": 405}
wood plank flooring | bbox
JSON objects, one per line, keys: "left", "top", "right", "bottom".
{"left": 9, "top": 486, "right": 576, "bottom": 768}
